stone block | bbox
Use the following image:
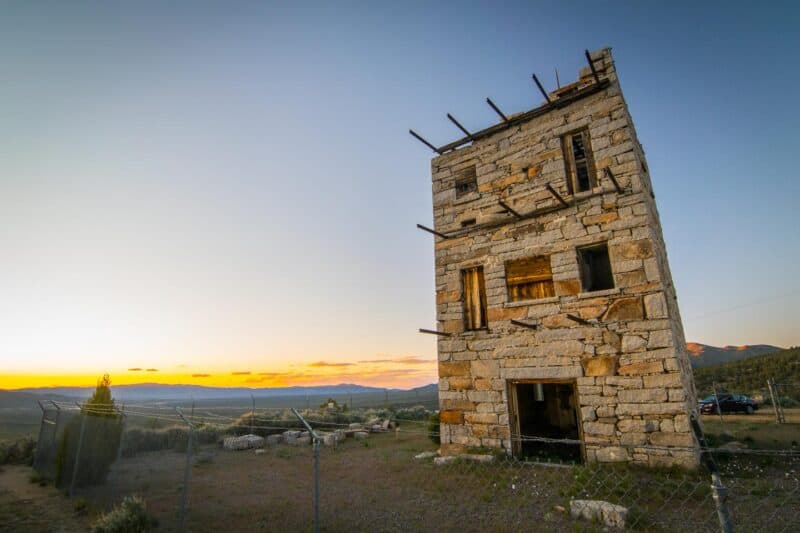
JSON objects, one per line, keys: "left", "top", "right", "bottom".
{"left": 644, "top": 292, "right": 668, "bottom": 319}
{"left": 448, "top": 377, "right": 473, "bottom": 390}
{"left": 440, "top": 398, "right": 476, "bottom": 411}
{"left": 464, "top": 412, "right": 498, "bottom": 424}
{"left": 617, "top": 419, "right": 647, "bottom": 433}
{"left": 569, "top": 499, "right": 629, "bottom": 529}
{"left": 471, "top": 359, "right": 499, "bottom": 378}
{"left": 616, "top": 402, "right": 686, "bottom": 416}
{"left": 583, "top": 422, "right": 615, "bottom": 436}
{"left": 554, "top": 279, "right": 581, "bottom": 296}
{"left": 643, "top": 373, "right": 683, "bottom": 388}
{"left": 440, "top": 410, "right": 464, "bottom": 424}
{"left": 594, "top": 446, "right": 630, "bottom": 463}
{"left": 487, "top": 306, "right": 528, "bottom": 322}
{"left": 583, "top": 212, "right": 619, "bottom": 225}
{"left": 439, "top": 361, "right": 471, "bottom": 378}
{"left": 596, "top": 406, "right": 615, "bottom": 418}
{"left": 621, "top": 335, "right": 646, "bottom": 352}
{"left": 602, "top": 297, "right": 644, "bottom": 321}
{"left": 648, "top": 330, "right": 673, "bottom": 349}
{"left": 617, "top": 361, "right": 664, "bottom": 375}
{"left": 649, "top": 431, "right": 694, "bottom": 448}
{"left": 581, "top": 355, "right": 619, "bottom": 377}
{"left": 611, "top": 239, "right": 654, "bottom": 260}
{"left": 618, "top": 388, "right": 667, "bottom": 403}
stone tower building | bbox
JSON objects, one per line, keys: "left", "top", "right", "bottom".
{"left": 426, "top": 48, "right": 697, "bottom": 467}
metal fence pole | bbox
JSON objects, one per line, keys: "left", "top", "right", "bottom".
{"left": 111, "top": 408, "right": 127, "bottom": 503}
{"left": 69, "top": 403, "right": 88, "bottom": 498}
{"left": 176, "top": 407, "right": 195, "bottom": 533}
{"left": 33, "top": 401, "right": 47, "bottom": 471}
{"left": 712, "top": 383, "right": 724, "bottom": 422}
{"left": 291, "top": 407, "right": 320, "bottom": 533}
{"left": 690, "top": 413, "right": 733, "bottom": 533}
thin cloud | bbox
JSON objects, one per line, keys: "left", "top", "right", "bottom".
{"left": 127, "top": 368, "right": 142, "bottom": 372}
{"left": 359, "top": 356, "right": 436, "bottom": 365}
{"left": 231, "top": 371, "right": 251, "bottom": 375}
{"left": 191, "top": 373, "right": 211, "bottom": 378}
{"left": 145, "top": 368, "right": 158, "bottom": 372}
{"left": 308, "top": 361, "right": 354, "bottom": 368}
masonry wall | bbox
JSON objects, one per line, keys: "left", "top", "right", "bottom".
{"left": 430, "top": 48, "right": 698, "bottom": 467}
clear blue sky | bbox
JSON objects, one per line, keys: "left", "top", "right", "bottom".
{"left": 2, "top": 1, "right": 799, "bottom": 385}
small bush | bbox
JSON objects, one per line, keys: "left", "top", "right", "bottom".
{"left": 428, "top": 413, "right": 440, "bottom": 445}
{"left": 91, "top": 496, "right": 157, "bottom": 533}
{"left": 0, "top": 437, "right": 36, "bottom": 465}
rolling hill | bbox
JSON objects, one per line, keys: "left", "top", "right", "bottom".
{"left": 692, "top": 347, "right": 800, "bottom": 403}
{"left": 687, "top": 343, "right": 782, "bottom": 368}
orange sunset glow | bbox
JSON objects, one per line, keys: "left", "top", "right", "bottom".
{"left": 1, "top": 356, "right": 437, "bottom": 391}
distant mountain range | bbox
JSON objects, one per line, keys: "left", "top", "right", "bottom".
{"left": 8, "top": 383, "right": 432, "bottom": 402}
{"left": 687, "top": 343, "right": 783, "bottom": 368}
{"left": 1, "top": 344, "right": 784, "bottom": 403}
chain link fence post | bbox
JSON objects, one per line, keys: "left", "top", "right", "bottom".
{"left": 69, "top": 402, "right": 87, "bottom": 498}
{"left": 33, "top": 400, "right": 47, "bottom": 471}
{"left": 291, "top": 407, "right": 320, "bottom": 533}
{"left": 176, "top": 407, "right": 195, "bottom": 533}
{"left": 690, "top": 413, "right": 733, "bottom": 533}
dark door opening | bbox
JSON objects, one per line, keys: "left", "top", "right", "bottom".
{"left": 510, "top": 381, "right": 582, "bottom": 463}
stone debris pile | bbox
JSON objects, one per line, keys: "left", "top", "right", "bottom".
{"left": 223, "top": 419, "right": 395, "bottom": 452}
{"left": 222, "top": 434, "right": 265, "bottom": 451}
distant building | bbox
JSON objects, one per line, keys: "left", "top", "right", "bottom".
{"left": 424, "top": 48, "right": 697, "bottom": 467}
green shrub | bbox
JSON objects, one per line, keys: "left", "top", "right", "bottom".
{"left": 91, "top": 496, "right": 157, "bottom": 533}
{"left": 428, "top": 412, "right": 440, "bottom": 445}
{"left": 0, "top": 437, "right": 36, "bottom": 465}
{"left": 56, "top": 414, "right": 123, "bottom": 489}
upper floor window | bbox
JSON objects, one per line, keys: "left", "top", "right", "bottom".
{"left": 505, "top": 256, "right": 555, "bottom": 302}
{"left": 462, "top": 266, "right": 488, "bottom": 330}
{"left": 455, "top": 166, "right": 478, "bottom": 198}
{"left": 577, "top": 242, "right": 614, "bottom": 292}
{"left": 562, "top": 129, "right": 596, "bottom": 194}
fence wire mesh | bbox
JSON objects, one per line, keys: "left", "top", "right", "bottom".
{"left": 30, "top": 402, "right": 799, "bottom": 532}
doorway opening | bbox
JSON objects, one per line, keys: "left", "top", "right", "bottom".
{"left": 509, "top": 381, "right": 582, "bottom": 463}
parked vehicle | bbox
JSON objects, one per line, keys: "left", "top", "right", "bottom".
{"left": 699, "top": 393, "right": 759, "bottom": 414}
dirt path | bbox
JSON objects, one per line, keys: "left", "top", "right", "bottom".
{"left": 0, "top": 465, "right": 89, "bottom": 532}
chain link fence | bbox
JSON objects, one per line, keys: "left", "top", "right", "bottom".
{"left": 31, "top": 402, "right": 799, "bottom": 532}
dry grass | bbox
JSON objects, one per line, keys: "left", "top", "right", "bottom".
{"left": 64, "top": 429, "right": 799, "bottom": 532}
{"left": 701, "top": 408, "right": 800, "bottom": 449}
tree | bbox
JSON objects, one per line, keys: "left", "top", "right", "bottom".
{"left": 55, "top": 374, "right": 122, "bottom": 488}
{"left": 86, "top": 373, "right": 115, "bottom": 416}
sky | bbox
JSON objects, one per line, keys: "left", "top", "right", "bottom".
{"left": 2, "top": 1, "right": 799, "bottom": 389}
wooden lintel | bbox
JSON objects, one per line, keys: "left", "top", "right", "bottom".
{"left": 498, "top": 199, "right": 523, "bottom": 219}
{"left": 532, "top": 73, "right": 552, "bottom": 104}
{"left": 418, "top": 328, "right": 451, "bottom": 337}
{"left": 545, "top": 184, "right": 569, "bottom": 208}
{"left": 604, "top": 167, "right": 622, "bottom": 193}
{"left": 447, "top": 113, "right": 473, "bottom": 140}
{"left": 566, "top": 314, "right": 592, "bottom": 326}
{"left": 486, "top": 98, "right": 509, "bottom": 123}
{"left": 584, "top": 49, "right": 601, "bottom": 85}
{"left": 409, "top": 129, "right": 442, "bottom": 154}
{"left": 416, "top": 223, "right": 449, "bottom": 240}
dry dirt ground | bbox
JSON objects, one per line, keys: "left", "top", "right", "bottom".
{"left": 5, "top": 419, "right": 798, "bottom": 532}
{"left": 0, "top": 465, "right": 90, "bottom": 532}
{"left": 68, "top": 428, "right": 797, "bottom": 532}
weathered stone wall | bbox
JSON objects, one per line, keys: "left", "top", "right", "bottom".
{"left": 430, "top": 48, "right": 698, "bottom": 467}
